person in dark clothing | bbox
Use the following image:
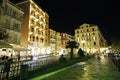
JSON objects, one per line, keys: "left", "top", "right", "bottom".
{"left": 4, "top": 60, "right": 11, "bottom": 79}
{"left": 2, "top": 55, "right": 5, "bottom": 60}
{"left": 18, "top": 54, "right": 20, "bottom": 61}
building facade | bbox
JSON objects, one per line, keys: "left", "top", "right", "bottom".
{"left": 56, "top": 32, "right": 62, "bottom": 55}
{"left": 0, "top": 0, "right": 24, "bottom": 57}
{"left": 75, "top": 23, "right": 108, "bottom": 55}
{"left": 16, "top": 0, "right": 49, "bottom": 57}
{"left": 61, "top": 33, "right": 75, "bottom": 55}
{"left": 49, "top": 29, "right": 56, "bottom": 55}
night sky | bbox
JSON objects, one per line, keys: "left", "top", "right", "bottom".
{"left": 10, "top": 0, "right": 120, "bottom": 41}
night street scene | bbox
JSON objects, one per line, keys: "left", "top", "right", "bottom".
{"left": 0, "top": 0, "right": 120, "bottom": 80}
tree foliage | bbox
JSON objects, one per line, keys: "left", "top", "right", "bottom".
{"left": 77, "top": 48, "right": 85, "bottom": 57}
{"left": 0, "top": 28, "right": 9, "bottom": 40}
{"left": 66, "top": 41, "right": 78, "bottom": 60}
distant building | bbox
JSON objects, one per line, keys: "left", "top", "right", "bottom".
{"left": 61, "top": 33, "right": 74, "bottom": 48}
{"left": 16, "top": 0, "right": 49, "bottom": 57}
{"left": 49, "top": 29, "right": 62, "bottom": 56}
{"left": 61, "top": 33, "right": 75, "bottom": 55}
{"left": 49, "top": 29, "right": 56, "bottom": 55}
{"left": 56, "top": 32, "right": 62, "bottom": 54}
{"left": 75, "top": 23, "right": 108, "bottom": 54}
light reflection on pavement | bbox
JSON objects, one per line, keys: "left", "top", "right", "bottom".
{"left": 40, "top": 56, "right": 120, "bottom": 80}
{"left": 76, "top": 57, "right": 120, "bottom": 80}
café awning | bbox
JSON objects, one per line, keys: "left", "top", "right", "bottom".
{"left": 10, "top": 44, "right": 31, "bottom": 51}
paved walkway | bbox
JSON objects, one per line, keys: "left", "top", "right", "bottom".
{"left": 30, "top": 56, "right": 120, "bottom": 80}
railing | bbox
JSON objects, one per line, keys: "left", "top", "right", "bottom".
{"left": 0, "top": 56, "right": 58, "bottom": 80}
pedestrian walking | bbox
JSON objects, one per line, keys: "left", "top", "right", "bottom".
{"left": 18, "top": 54, "right": 20, "bottom": 61}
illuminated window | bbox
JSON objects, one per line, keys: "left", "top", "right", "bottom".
{"left": 81, "top": 30, "right": 84, "bottom": 33}
{"left": 77, "top": 38, "right": 80, "bottom": 42}
{"left": 63, "top": 41, "right": 66, "bottom": 44}
{"left": 63, "top": 34, "right": 65, "bottom": 36}
{"left": 93, "top": 36, "right": 96, "bottom": 40}
{"left": 87, "top": 33, "right": 90, "bottom": 36}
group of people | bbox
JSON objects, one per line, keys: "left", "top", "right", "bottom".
{"left": 0, "top": 53, "right": 17, "bottom": 62}
{"left": 0, "top": 55, "right": 9, "bottom": 60}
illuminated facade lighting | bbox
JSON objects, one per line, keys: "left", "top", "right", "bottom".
{"left": 16, "top": 0, "right": 49, "bottom": 58}
{"left": 56, "top": 32, "right": 62, "bottom": 55}
{"left": 75, "top": 23, "right": 108, "bottom": 55}
{"left": 49, "top": 29, "right": 56, "bottom": 55}
{"left": 49, "top": 29, "right": 62, "bottom": 55}
{"left": 60, "top": 33, "right": 75, "bottom": 55}
{"left": 0, "top": 0, "right": 24, "bottom": 57}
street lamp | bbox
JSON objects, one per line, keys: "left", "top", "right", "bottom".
{"left": 81, "top": 40, "right": 86, "bottom": 51}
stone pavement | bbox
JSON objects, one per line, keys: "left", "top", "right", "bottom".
{"left": 31, "top": 56, "right": 120, "bottom": 80}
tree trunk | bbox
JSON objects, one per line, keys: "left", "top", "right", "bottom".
{"left": 70, "top": 48, "right": 73, "bottom": 60}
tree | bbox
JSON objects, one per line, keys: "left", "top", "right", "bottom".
{"left": 77, "top": 48, "right": 85, "bottom": 57}
{"left": 66, "top": 41, "right": 78, "bottom": 60}
{"left": 0, "top": 28, "right": 9, "bottom": 40}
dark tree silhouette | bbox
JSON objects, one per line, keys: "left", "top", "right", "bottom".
{"left": 77, "top": 48, "right": 85, "bottom": 57}
{"left": 66, "top": 41, "right": 78, "bottom": 60}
